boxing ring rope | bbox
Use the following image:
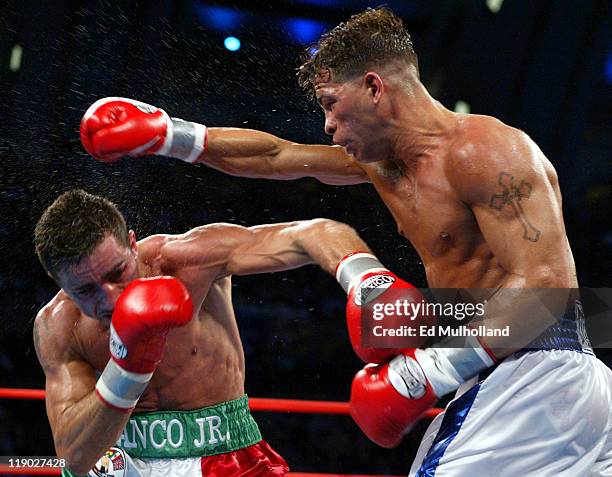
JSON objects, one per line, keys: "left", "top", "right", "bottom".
{"left": 0, "top": 387, "right": 442, "bottom": 476}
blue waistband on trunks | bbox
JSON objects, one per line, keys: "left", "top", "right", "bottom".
{"left": 522, "top": 300, "right": 592, "bottom": 353}
{"left": 477, "top": 301, "right": 592, "bottom": 383}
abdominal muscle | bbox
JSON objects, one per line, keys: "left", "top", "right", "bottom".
{"left": 134, "top": 311, "right": 246, "bottom": 412}
{"left": 422, "top": 247, "right": 509, "bottom": 289}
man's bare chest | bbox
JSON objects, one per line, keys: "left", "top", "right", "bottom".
{"left": 372, "top": 171, "right": 481, "bottom": 261}
{"left": 75, "top": 314, "right": 208, "bottom": 374}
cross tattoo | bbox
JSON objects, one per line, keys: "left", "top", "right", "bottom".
{"left": 490, "top": 172, "right": 541, "bottom": 242}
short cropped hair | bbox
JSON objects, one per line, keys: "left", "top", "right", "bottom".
{"left": 298, "top": 7, "right": 418, "bottom": 97}
{"left": 34, "top": 189, "right": 129, "bottom": 276}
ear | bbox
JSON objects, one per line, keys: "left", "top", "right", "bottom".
{"left": 364, "top": 72, "right": 384, "bottom": 104}
{"left": 128, "top": 230, "right": 137, "bottom": 254}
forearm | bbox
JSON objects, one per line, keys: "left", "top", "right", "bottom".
{"left": 294, "top": 219, "right": 372, "bottom": 276}
{"left": 199, "top": 128, "right": 300, "bottom": 179}
{"left": 202, "top": 129, "right": 364, "bottom": 185}
{"left": 54, "top": 392, "right": 131, "bottom": 474}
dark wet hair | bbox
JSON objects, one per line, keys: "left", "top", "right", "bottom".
{"left": 298, "top": 7, "right": 418, "bottom": 98}
{"left": 34, "top": 189, "right": 129, "bottom": 276}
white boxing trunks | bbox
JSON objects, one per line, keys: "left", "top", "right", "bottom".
{"left": 410, "top": 349, "right": 612, "bottom": 476}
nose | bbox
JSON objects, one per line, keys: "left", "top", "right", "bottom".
{"left": 324, "top": 115, "right": 336, "bottom": 136}
{"left": 98, "top": 283, "right": 123, "bottom": 314}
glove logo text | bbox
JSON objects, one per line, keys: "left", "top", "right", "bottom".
{"left": 355, "top": 275, "right": 395, "bottom": 306}
{"left": 109, "top": 325, "right": 128, "bottom": 360}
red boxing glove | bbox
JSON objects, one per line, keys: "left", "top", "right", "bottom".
{"left": 350, "top": 349, "right": 438, "bottom": 448}
{"left": 350, "top": 344, "right": 497, "bottom": 447}
{"left": 96, "top": 277, "right": 193, "bottom": 411}
{"left": 109, "top": 276, "right": 193, "bottom": 373}
{"left": 80, "top": 97, "right": 207, "bottom": 164}
{"left": 336, "top": 252, "right": 432, "bottom": 363}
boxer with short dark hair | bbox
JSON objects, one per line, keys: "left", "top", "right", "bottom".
{"left": 80, "top": 7, "right": 612, "bottom": 475}
{"left": 33, "top": 189, "right": 376, "bottom": 476}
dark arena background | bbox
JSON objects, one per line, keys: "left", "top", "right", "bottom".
{"left": 0, "top": 0, "right": 610, "bottom": 475}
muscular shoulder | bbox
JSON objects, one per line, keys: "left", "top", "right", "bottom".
{"left": 446, "top": 114, "right": 546, "bottom": 203}
{"left": 143, "top": 224, "right": 246, "bottom": 275}
{"left": 450, "top": 114, "right": 535, "bottom": 165}
{"left": 34, "top": 293, "right": 82, "bottom": 371}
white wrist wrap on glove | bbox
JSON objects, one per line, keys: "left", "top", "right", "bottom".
{"left": 387, "top": 354, "right": 428, "bottom": 400}
{"left": 335, "top": 252, "right": 388, "bottom": 295}
{"left": 415, "top": 338, "right": 495, "bottom": 397}
{"left": 95, "top": 359, "right": 154, "bottom": 411}
{"left": 160, "top": 118, "right": 208, "bottom": 163}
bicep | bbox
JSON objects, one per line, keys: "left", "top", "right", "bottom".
{"left": 470, "top": 168, "right": 567, "bottom": 278}
{"left": 44, "top": 358, "right": 97, "bottom": 437}
{"left": 164, "top": 223, "right": 311, "bottom": 280}
{"left": 276, "top": 143, "right": 369, "bottom": 185}
{"left": 34, "top": 316, "right": 96, "bottom": 435}
{"left": 450, "top": 126, "right": 572, "bottom": 279}
{"left": 225, "top": 222, "right": 313, "bottom": 276}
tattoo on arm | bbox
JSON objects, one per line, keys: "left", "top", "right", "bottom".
{"left": 489, "top": 172, "right": 541, "bottom": 242}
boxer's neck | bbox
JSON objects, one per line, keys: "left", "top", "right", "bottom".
{"left": 389, "top": 83, "right": 455, "bottom": 171}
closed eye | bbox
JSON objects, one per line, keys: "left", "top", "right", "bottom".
{"left": 317, "top": 94, "right": 336, "bottom": 112}
{"left": 106, "top": 265, "right": 126, "bottom": 282}
{"left": 75, "top": 284, "right": 96, "bottom": 296}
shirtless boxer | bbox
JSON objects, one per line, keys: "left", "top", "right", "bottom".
{"left": 79, "top": 8, "right": 612, "bottom": 475}
{"left": 33, "top": 189, "right": 385, "bottom": 476}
